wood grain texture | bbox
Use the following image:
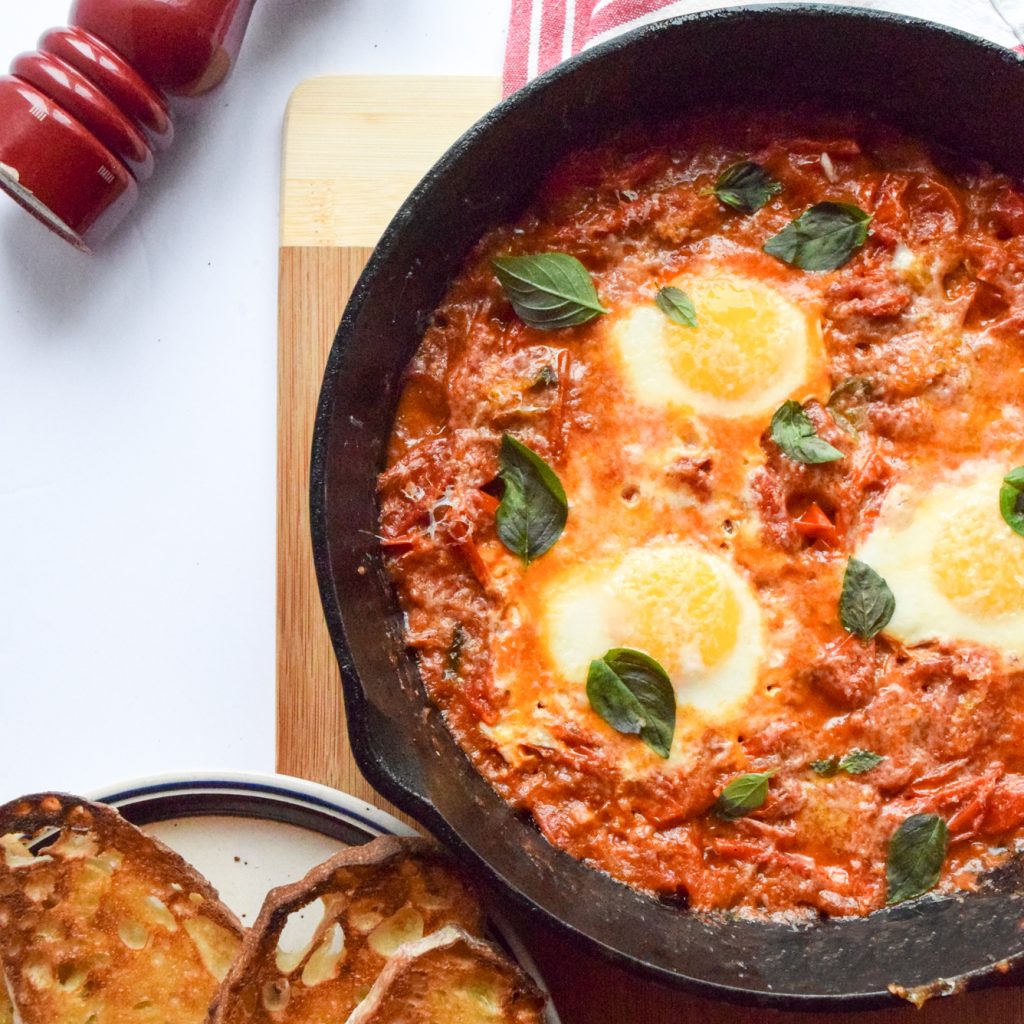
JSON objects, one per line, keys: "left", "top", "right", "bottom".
{"left": 520, "top": 920, "right": 1024, "bottom": 1024}
{"left": 277, "top": 76, "right": 500, "bottom": 810}
{"left": 281, "top": 75, "right": 503, "bottom": 247}
{"left": 277, "top": 245, "right": 382, "bottom": 804}
{"left": 276, "top": 75, "right": 1024, "bottom": 1023}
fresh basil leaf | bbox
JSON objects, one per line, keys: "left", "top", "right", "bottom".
{"left": 770, "top": 400, "right": 843, "bottom": 464}
{"left": 655, "top": 286, "right": 697, "bottom": 327}
{"left": 886, "top": 813, "right": 948, "bottom": 905}
{"left": 713, "top": 160, "right": 782, "bottom": 213}
{"left": 587, "top": 659, "right": 645, "bottom": 736}
{"left": 492, "top": 253, "right": 607, "bottom": 330}
{"left": 496, "top": 435, "right": 568, "bottom": 564}
{"left": 1000, "top": 466, "right": 1024, "bottom": 538}
{"left": 445, "top": 624, "right": 466, "bottom": 680}
{"left": 764, "top": 202, "right": 872, "bottom": 272}
{"left": 840, "top": 558, "right": 895, "bottom": 640}
{"left": 713, "top": 771, "right": 775, "bottom": 820}
{"left": 810, "top": 757, "right": 840, "bottom": 777}
{"left": 586, "top": 648, "right": 676, "bottom": 758}
{"left": 827, "top": 376, "right": 872, "bottom": 435}
{"left": 839, "top": 749, "right": 884, "bottom": 774}
{"left": 809, "top": 749, "right": 884, "bottom": 777}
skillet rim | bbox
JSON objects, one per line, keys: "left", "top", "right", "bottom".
{"left": 309, "top": 4, "right": 1024, "bottom": 1009}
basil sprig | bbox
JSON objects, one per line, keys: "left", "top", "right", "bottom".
{"left": 586, "top": 648, "right": 676, "bottom": 758}
{"left": 886, "top": 813, "right": 949, "bottom": 905}
{"left": 764, "top": 202, "right": 872, "bottom": 272}
{"left": 810, "top": 749, "right": 884, "bottom": 777}
{"left": 713, "top": 771, "right": 775, "bottom": 820}
{"left": 827, "top": 376, "right": 872, "bottom": 435}
{"left": 713, "top": 161, "right": 782, "bottom": 213}
{"left": 495, "top": 435, "right": 568, "bottom": 564}
{"left": 492, "top": 253, "right": 607, "bottom": 330}
{"left": 1000, "top": 466, "right": 1024, "bottom": 537}
{"left": 655, "top": 286, "right": 697, "bottom": 327}
{"left": 839, "top": 558, "right": 895, "bottom": 641}
{"left": 770, "top": 400, "right": 843, "bottom": 464}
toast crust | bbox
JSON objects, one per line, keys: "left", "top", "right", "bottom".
{"left": 0, "top": 979, "right": 12, "bottom": 1024}
{"left": 344, "top": 926, "right": 546, "bottom": 1024}
{"left": 0, "top": 793, "right": 243, "bottom": 1024}
{"left": 208, "top": 836, "right": 484, "bottom": 1024}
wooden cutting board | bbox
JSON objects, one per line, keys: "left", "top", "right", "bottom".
{"left": 275, "top": 74, "right": 1022, "bottom": 1024}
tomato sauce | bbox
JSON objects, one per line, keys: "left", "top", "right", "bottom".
{"left": 378, "top": 110, "right": 1024, "bottom": 917}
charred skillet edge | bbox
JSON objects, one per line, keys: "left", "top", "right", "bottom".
{"left": 0, "top": 792, "right": 245, "bottom": 937}
{"left": 309, "top": 4, "right": 1024, "bottom": 1010}
{"left": 208, "top": 835, "right": 482, "bottom": 1023}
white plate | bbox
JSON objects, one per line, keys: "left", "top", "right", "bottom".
{"left": 86, "top": 770, "right": 560, "bottom": 1023}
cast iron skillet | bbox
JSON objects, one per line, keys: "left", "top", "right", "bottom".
{"left": 311, "top": 6, "right": 1024, "bottom": 1009}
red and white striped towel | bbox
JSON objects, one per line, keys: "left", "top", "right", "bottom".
{"left": 504, "top": 0, "right": 1023, "bottom": 95}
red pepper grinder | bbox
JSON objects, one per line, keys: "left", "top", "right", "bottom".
{"left": 0, "top": 0, "right": 257, "bottom": 251}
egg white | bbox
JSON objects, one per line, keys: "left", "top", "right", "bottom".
{"left": 610, "top": 266, "right": 821, "bottom": 419}
{"left": 857, "top": 461, "right": 1024, "bottom": 659}
{"left": 540, "top": 541, "right": 764, "bottom": 732}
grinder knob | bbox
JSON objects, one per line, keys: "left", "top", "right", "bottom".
{"left": 0, "top": 0, "right": 256, "bottom": 251}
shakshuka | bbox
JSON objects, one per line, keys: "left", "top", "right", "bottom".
{"left": 377, "top": 110, "right": 1024, "bottom": 918}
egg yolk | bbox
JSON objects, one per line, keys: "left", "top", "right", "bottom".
{"left": 539, "top": 542, "right": 755, "bottom": 698}
{"left": 614, "top": 545, "right": 741, "bottom": 670}
{"left": 855, "top": 465, "right": 1024, "bottom": 658}
{"left": 932, "top": 500, "right": 1024, "bottom": 617}
{"left": 612, "top": 266, "right": 822, "bottom": 418}
{"left": 666, "top": 273, "right": 807, "bottom": 405}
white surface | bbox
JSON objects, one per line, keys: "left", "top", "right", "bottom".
{"left": 147, "top": 815, "right": 348, "bottom": 926}
{"left": 0, "top": 1, "right": 508, "bottom": 798}
{"left": 0, "top": 2, "right": 1016, "bottom": 800}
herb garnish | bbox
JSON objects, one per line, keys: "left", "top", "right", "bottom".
{"left": 492, "top": 253, "right": 607, "bottom": 330}
{"left": 839, "top": 558, "right": 895, "bottom": 641}
{"left": 764, "top": 202, "right": 872, "bottom": 272}
{"left": 495, "top": 435, "right": 568, "bottom": 564}
{"left": 586, "top": 648, "right": 676, "bottom": 758}
{"left": 827, "top": 376, "right": 872, "bottom": 435}
{"left": 445, "top": 624, "right": 467, "bottom": 679}
{"left": 713, "top": 771, "right": 775, "bottom": 820}
{"left": 534, "top": 364, "right": 559, "bottom": 388}
{"left": 713, "top": 161, "right": 783, "bottom": 214}
{"left": 809, "top": 757, "right": 838, "bottom": 777}
{"left": 999, "top": 466, "right": 1024, "bottom": 538}
{"left": 770, "top": 400, "right": 843, "bottom": 464}
{"left": 655, "top": 286, "right": 698, "bottom": 327}
{"left": 886, "top": 813, "right": 948, "bottom": 905}
{"left": 810, "top": 749, "right": 884, "bottom": 777}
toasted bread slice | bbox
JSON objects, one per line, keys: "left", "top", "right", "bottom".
{"left": 344, "top": 926, "right": 546, "bottom": 1024}
{"left": 0, "top": 793, "right": 244, "bottom": 1024}
{"left": 208, "top": 836, "right": 484, "bottom": 1024}
{"left": 0, "top": 979, "right": 12, "bottom": 1024}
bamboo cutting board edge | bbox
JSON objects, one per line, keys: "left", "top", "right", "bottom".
{"left": 280, "top": 74, "right": 505, "bottom": 248}
{"left": 275, "top": 74, "right": 1024, "bottom": 1024}
{"left": 276, "top": 75, "right": 502, "bottom": 813}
